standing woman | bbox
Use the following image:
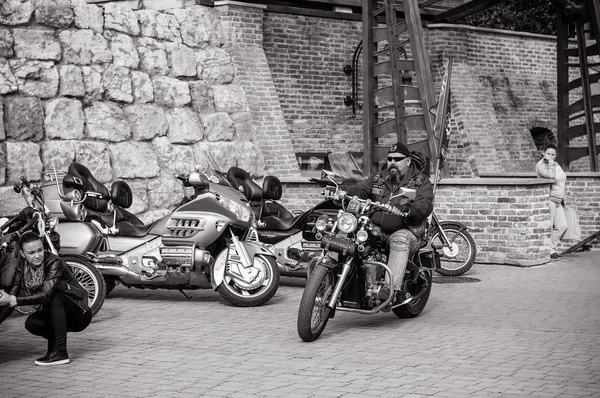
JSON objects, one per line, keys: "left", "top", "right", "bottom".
{"left": 0, "top": 231, "right": 92, "bottom": 366}
{"left": 536, "top": 144, "right": 568, "bottom": 259}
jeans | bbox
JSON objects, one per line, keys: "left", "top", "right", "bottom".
{"left": 386, "top": 229, "right": 421, "bottom": 290}
{"left": 24, "top": 291, "right": 92, "bottom": 354}
{"left": 549, "top": 201, "right": 568, "bottom": 253}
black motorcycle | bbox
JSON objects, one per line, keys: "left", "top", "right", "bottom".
{"left": 297, "top": 171, "right": 437, "bottom": 342}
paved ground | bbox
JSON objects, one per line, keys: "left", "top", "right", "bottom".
{"left": 1, "top": 252, "right": 599, "bottom": 398}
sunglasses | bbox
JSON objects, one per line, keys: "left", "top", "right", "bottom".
{"left": 387, "top": 156, "right": 407, "bottom": 162}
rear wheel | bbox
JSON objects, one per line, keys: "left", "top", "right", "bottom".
{"left": 297, "top": 264, "right": 336, "bottom": 342}
{"left": 216, "top": 255, "right": 280, "bottom": 307}
{"left": 431, "top": 223, "right": 477, "bottom": 276}
{"left": 392, "top": 267, "right": 432, "bottom": 318}
{"left": 62, "top": 255, "right": 106, "bottom": 316}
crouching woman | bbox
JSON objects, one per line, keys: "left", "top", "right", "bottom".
{"left": 0, "top": 232, "right": 92, "bottom": 366}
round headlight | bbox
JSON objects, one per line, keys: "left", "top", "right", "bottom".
{"left": 356, "top": 229, "right": 369, "bottom": 242}
{"left": 315, "top": 214, "right": 329, "bottom": 231}
{"left": 337, "top": 213, "right": 357, "bottom": 234}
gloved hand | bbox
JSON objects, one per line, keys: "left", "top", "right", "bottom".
{"left": 398, "top": 204, "right": 410, "bottom": 216}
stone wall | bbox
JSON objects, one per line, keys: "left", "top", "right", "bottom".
{"left": 0, "top": 0, "right": 270, "bottom": 221}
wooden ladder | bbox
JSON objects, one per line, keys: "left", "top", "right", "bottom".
{"left": 557, "top": 0, "right": 600, "bottom": 171}
{"left": 362, "top": 0, "right": 439, "bottom": 175}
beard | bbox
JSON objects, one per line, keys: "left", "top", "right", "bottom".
{"left": 389, "top": 166, "right": 400, "bottom": 184}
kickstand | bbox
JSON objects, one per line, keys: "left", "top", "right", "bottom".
{"left": 179, "top": 289, "right": 192, "bottom": 299}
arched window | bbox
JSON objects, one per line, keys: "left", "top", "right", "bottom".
{"left": 530, "top": 126, "right": 556, "bottom": 153}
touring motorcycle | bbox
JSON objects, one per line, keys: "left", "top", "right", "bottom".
{"left": 0, "top": 176, "right": 106, "bottom": 316}
{"left": 38, "top": 160, "right": 280, "bottom": 307}
{"left": 227, "top": 152, "right": 476, "bottom": 277}
{"left": 297, "top": 171, "right": 437, "bottom": 342}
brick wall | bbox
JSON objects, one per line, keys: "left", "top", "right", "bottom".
{"left": 217, "top": 4, "right": 301, "bottom": 177}
{"left": 257, "top": 15, "right": 568, "bottom": 177}
{"left": 428, "top": 25, "right": 559, "bottom": 176}
{"left": 262, "top": 14, "right": 363, "bottom": 155}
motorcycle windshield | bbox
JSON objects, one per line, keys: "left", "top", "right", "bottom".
{"left": 326, "top": 152, "right": 365, "bottom": 183}
{"left": 196, "top": 150, "right": 235, "bottom": 189}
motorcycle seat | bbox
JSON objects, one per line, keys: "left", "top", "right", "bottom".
{"left": 116, "top": 220, "right": 158, "bottom": 237}
{"left": 65, "top": 163, "right": 110, "bottom": 212}
{"left": 227, "top": 167, "right": 263, "bottom": 201}
{"left": 261, "top": 215, "right": 299, "bottom": 231}
{"left": 87, "top": 207, "right": 144, "bottom": 231}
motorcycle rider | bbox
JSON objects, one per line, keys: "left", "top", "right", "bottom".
{"left": 342, "top": 143, "right": 434, "bottom": 305}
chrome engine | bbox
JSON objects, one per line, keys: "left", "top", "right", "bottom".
{"left": 116, "top": 239, "right": 212, "bottom": 284}
{"left": 363, "top": 261, "right": 391, "bottom": 309}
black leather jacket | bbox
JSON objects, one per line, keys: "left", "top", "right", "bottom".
{"left": 344, "top": 163, "right": 434, "bottom": 235}
{"left": 8, "top": 253, "right": 81, "bottom": 307}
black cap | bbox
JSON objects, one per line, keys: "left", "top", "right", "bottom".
{"left": 388, "top": 142, "right": 410, "bottom": 157}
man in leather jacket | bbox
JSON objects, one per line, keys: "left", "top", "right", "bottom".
{"left": 343, "top": 143, "right": 434, "bottom": 305}
{"left": 0, "top": 232, "right": 92, "bottom": 366}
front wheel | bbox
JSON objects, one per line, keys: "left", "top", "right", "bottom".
{"left": 62, "top": 255, "right": 106, "bottom": 316}
{"left": 431, "top": 223, "right": 477, "bottom": 276}
{"left": 216, "top": 255, "right": 280, "bottom": 307}
{"left": 297, "top": 264, "right": 336, "bottom": 342}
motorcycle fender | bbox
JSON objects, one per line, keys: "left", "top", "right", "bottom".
{"left": 315, "top": 255, "right": 338, "bottom": 270}
{"left": 438, "top": 221, "right": 468, "bottom": 232}
{"left": 210, "top": 241, "right": 275, "bottom": 290}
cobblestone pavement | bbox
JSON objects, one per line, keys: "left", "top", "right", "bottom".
{"left": 1, "top": 251, "right": 599, "bottom": 398}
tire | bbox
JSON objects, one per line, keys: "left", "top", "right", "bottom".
{"left": 431, "top": 223, "right": 477, "bottom": 276}
{"left": 104, "top": 276, "right": 117, "bottom": 296}
{"left": 297, "top": 264, "right": 336, "bottom": 342}
{"left": 62, "top": 255, "right": 106, "bottom": 316}
{"left": 216, "top": 255, "right": 280, "bottom": 307}
{"left": 392, "top": 268, "right": 433, "bottom": 318}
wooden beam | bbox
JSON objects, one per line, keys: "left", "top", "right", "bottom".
{"left": 432, "top": 0, "right": 508, "bottom": 23}
{"left": 557, "top": 4, "right": 570, "bottom": 170}
{"left": 363, "top": 0, "right": 376, "bottom": 175}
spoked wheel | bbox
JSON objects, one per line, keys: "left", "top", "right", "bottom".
{"left": 392, "top": 267, "right": 433, "bottom": 318}
{"left": 431, "top": 223, "right": 477, "bottom": 276}
{"left": 216, "top": 255, "right": 280, "bottom": 307}
{"left": 297, "top": 264, "right": 336, "bottom": 342}
{"left": 62, "top": 255, "right": 106, "bottom": 316}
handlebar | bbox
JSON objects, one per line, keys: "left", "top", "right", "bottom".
{"left": 0, "top": 211, "right": 40, "bottom": 251}
{"left": 335, "top": 191, "right": 407, "bottom": 218}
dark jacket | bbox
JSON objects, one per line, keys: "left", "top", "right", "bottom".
{"left": 343, "top": 163, "right": 434, "bottom": 235}
{"left": 8, "top": 253, "right": 88, "bottom": 308}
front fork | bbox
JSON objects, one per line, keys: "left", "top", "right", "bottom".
{"left": 211, "top": 227, "right": 275, "bottom": 289}
{"left": 431, "top": 213, "right": 453, "bottom": 247}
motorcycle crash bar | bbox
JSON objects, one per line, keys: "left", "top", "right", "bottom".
{"left": 335, "top": 261, "right": 395, "bottom": 315}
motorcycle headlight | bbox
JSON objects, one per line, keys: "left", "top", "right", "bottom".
{"left": 215, "top": 194, "right": 252, "bottom": 222}
{"left": 356, "top": 229, "right": 368, "bottom": 242}
{"left": 315, "top": 214, "right": 329, "bottom": 231}
{"left": 337, "top": 213, "right": 357, "bottom": 234}
{"left": 370, "top": 224, "right": 382, "bottom": 237}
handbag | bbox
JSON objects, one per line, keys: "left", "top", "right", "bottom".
{"left": 562, "top": 206, "right": 582, "bottom": 241}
